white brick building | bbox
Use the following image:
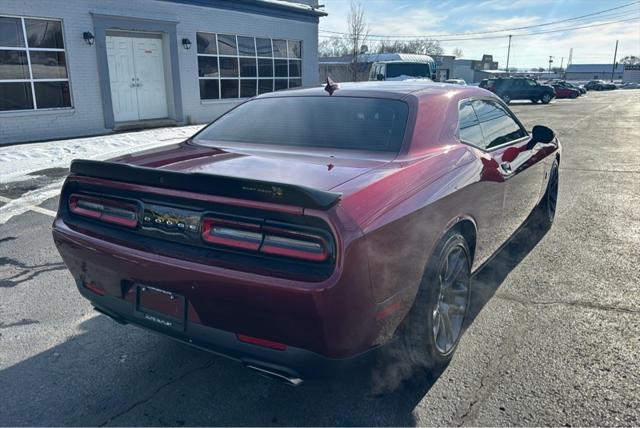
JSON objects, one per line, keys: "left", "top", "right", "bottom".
{"left": 0, "top": 0, "right": 325, "bottom": 145}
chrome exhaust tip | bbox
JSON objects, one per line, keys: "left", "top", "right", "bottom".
{"left": 245, "top": 364, "right": 303, "bottom": 386}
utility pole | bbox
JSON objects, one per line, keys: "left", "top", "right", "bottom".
{"left": 548, "top": 56, "right": 553, "bottom": 75}
{"left": 505, "top": 34, "right": 512, "bottom": 74}
{"left": 611, "top": 39, "right": 619, "bottom": 82}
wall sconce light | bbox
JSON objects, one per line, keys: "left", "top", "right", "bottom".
{"left": 83, "top": 31, "right": 95, "bottom": 46}
{"left": 182, "top": 38, "right": 192, "bottom": 50}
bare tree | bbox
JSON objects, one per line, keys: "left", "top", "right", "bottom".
{"left": 318, "top": 36, "right": 349, "bottom": 57}
{"left": 452, "top": 47, "right": 463, "bottom": 58}
{"left": 374, "top": 38, "right": 443, "bottom": 56}
{"left": 347, "top": 0, "right": 369, "bottom": 81}
{"left": 620, "top": 55, "right": 640, "bottom": 65}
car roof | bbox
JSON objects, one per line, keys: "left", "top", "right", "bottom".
{"left": 256, "top": 81, "right": 488, "bottom": 101}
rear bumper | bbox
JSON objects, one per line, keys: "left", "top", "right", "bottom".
{"left": 84, "top": 284, "right": 376, "bottom": 379}
{"left": 52, "top": 216, "right": 383, "bottom": 370}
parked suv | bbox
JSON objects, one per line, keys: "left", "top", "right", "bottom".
{"left": 479, "top": 77, "right": 555, "bottom": 104}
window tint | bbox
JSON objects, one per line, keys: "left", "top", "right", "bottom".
{"left": 25, "top": 19, "right": 64, "bottom": 49}
{"left": 237, "top": 36, "right": 255, "bottom": 56}
{"left": 29, "top": 51, "right": 67, "bottom": 79}
{"left": 472, "top": 100, "right": 527, "bottom": 148}
{"left": 0, "top": 82, "right": 33, "bottom": 111}
{"left": 194, "top": 97, "right": 409, "bottom": 152}
{"left": 0, "top": 50, "right": 29, "bottom": 79}
{"left": 34, "top": 81, "right": 70, "bottom": 108}
{"left": 272, "top": 39, "right": 287, "bottom": 58}
{"left": 0, "top": 16, "right": 72, "bottom": 111}
{"left": 196, "top": 32, "right": 302, "bottom": 100}
{"left": 217, "top": 34, "right": 237, "bottom": 56}
{"left": 256, "top": 38, "right": 272, "bottom": 57}
{"left": 0, "top": 17, "right": 24, "bottom": 47}
{"left": 239, "top": 58, "right": 257, "bottom": 77}
{"left": 458, "top": 101, "right": 485, "bottom": 148}
{"left": 196, "top": 33, "right": 216, "bottom": 54}
{"left": 219, "top": 57, "right": 238, "bottom": 78}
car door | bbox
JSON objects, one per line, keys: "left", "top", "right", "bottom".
{"left": 457, "top": 100, "right": 509, "bottom": 265}
{"left": 471, "top": 99, "right": 545, "bottom": 237}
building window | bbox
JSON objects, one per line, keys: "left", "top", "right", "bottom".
{"left": 0, "top": 16, "right": 72, "bottom": 112}
{"left": 196, "top": 32, "right": 302, "bottom": 100}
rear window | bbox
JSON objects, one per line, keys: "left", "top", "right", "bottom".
{"left": 193, "top": 97, "right": 409, "bottom": 152}
{"left": 386, "top": 63, "right": 431, "bottom": 78}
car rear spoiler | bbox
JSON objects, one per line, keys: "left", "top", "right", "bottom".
{"left": 69, "top": 159, "right": 341, "bottom": 210}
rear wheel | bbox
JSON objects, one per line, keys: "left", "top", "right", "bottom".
{"left": 500, "top": 93, "right": 512, "bottom": 104}
{"left": 570, "top": 92, "right": 578, "bottom": 99}
{"left": 541, "top": 93, "right": 552, "bottom": 104}
{"left": 372, "top": 230, "right": 471, "bottom": 393}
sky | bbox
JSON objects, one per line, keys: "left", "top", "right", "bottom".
{"left": 317, "top": 0, "right": 640, "bottom": 69}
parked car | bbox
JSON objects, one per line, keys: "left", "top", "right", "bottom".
{"left": 619, "top": 82, "right": 640, "bottom": 89}
{"left": 479, "top": 77, "right": 556, "bottom": 104}
{"left": 369, "top": 59, "right": 436, "bottom": 81}
{"left": 444, "top": 78, "right": 466, "bottom": 85}
{"left": 550, "top": 83, "right": 580, "bottom": 99}
{"left": 547, "top": 80, "right": 586, "bottom": 94}
{"left": 53, "top": 82, "right": 560, "bottom": 384}
{"left": 585, "top": 80, "right": 617, "bottom": 91}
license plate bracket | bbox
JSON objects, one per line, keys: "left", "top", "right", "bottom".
{"left": 134, "top": 284, "right": 186, "bottom": 331}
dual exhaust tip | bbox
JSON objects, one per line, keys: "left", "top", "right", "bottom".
{"left": 245, "top": 364, "right": 303, "bottom": 386}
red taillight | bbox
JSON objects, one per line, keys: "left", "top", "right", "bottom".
{"left": 237, "top": 334, "right": 287, "bottom": 351}
{"left": 200, "top": 217, "right": 330, "bottom": 262}
{"left": 69, "top": 194, "right": 138, "bottom": 228}
{"left": 201, "top": 218, "right": 262, "bottom": 250}
{"left": 260, "top": 227, "right": 329, "bottom": 262}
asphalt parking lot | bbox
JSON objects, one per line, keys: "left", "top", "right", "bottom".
{"left": 1, "top": 90, "right": 639, "bottom": 426}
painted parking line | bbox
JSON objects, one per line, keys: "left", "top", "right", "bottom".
{"left": 0, "top": 194, "right": 58, "bottom": 221}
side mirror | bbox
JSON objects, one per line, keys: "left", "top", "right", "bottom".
{"left": 531, "top": 125, "right": 555, "bottom": 145}
{"left": 376, "top": 73, "right": 384, "bottom": 81}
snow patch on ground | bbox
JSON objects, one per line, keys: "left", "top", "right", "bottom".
{"left": 0, "top": 125, "right": 204, "bottom": 184}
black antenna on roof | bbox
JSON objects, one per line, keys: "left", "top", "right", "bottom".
{"left": 324, "top": 76, "right": 339, "bottom": 96}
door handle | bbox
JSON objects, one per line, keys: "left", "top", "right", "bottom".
{"left": 500, "top": 162, "right": 512, "bottom": 173}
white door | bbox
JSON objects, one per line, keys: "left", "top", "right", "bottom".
{"left": 106, "top": 36, "right": 138, "bottom": 122}
{"left": 106, "top": 35, "right": 169, "bottom": 123}
{"left": 132, "top": 38, "right": 168, "bottom": 120}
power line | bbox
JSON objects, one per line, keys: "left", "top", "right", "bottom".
{"left": 318, "top": 15, "right": 640, "bottom": 42}
{"left": 318, "top": 1, "right": 640, "bottom": 39}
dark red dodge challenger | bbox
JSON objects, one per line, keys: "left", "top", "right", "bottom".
{"left": 53, "top": 82, "right": 560, "bottom": 385}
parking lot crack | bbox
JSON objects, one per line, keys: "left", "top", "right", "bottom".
{"left": 455, "top": 317, "right": 529, "bottom": 426}
{"left": 495, "top": 294, "right": 639, "bottom": 315}
{"left": 97, "top": 359, "right": 215, "bottom": 427}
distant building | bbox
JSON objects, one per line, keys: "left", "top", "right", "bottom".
{"left": 623, "top": 64, "right": 640, "bottom": 83}
{"left": 433, "top": 55, "right": 455, "bottom": 81}
{"left": 452, "top": 55, "right": 499, "bottom": 83}
{"left": 565, "top": 63, "right": 624, "bottom": 81}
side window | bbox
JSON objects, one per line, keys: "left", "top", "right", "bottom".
{"left": 458, "top": 100, "right": 485, "bottom": 148}
{"left": 472, "top": 100, "right": 528, "bottom": 149}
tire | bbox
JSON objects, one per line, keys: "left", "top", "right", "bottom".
{"left": 531, "top": 98, "right": 539, "bottom": 103}
{"left": 371, "top": 230, "right": 472, "bottom": 393}
{"left": 533, "top": 159, "right": 559, "bottom": 230}
{"left": 541, "top": 93, "right": 552, "bottom": 104}
{"left": 500, "top": 93, "right": 511, "bottom": 104}
{"left": 570, "top": 92, "right": 578, "bottom": 99}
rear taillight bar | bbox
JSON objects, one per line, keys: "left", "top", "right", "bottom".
{"left": 201, "top": 217, "right": 330, "bottom": 262}
{"left": 68, "top": 194, "right": 138, "bottom": 228}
